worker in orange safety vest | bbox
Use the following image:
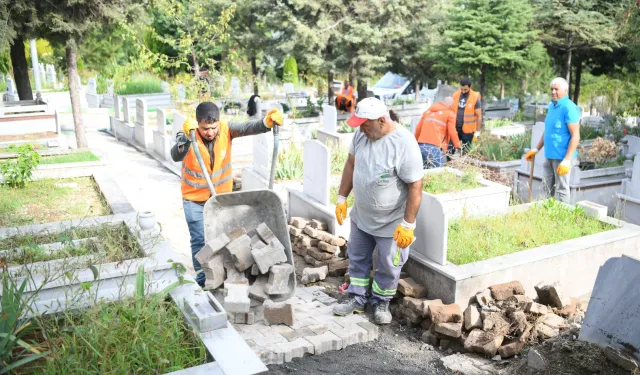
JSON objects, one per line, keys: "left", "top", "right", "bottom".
{"left": 449, "top": 77, "right": 482, "bottom": 154}
{"left": 414, "top": 97, "right": 462, "bottom": 168}
{"left": 171, "top": 101, "right": 283, "bottom": 287}
{"left": 335, "top": 81, "right": 356, "bottom": 113}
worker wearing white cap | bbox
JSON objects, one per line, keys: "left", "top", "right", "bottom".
{"left": 333, "top": 97, "right": 424, "bottom": 324}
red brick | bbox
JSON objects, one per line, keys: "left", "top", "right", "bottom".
{"left": 428, "top": 304, "right": 462, "bottom": 324}
{"left": 397, "top": 278, "right": 427, "bottom": 298}
{"left": 327, "top": 258, "right": 349, "bottom": 276}
{"left": 263, "top": 300, "right": 295, "bottom": 326}
{"left": 489, "top": 281, "right": 525, "bottom": 301}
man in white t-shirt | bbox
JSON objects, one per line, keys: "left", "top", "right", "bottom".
{"left": 333, "top": 97, "right": 424, "bottom": 324}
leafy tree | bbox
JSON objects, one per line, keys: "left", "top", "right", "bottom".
{"left": 37, "top": 0, "right": 141, "bottom": 148}
{"left": 283, "top": 55, "right": 299, "bottom": 85}
{"left": 4, "top": 0, "right": 40, "bottom": 100}
{"left": 441, "top": 0, "right": 537, "bottom": 106}
{"left": 532, "top": 0, "right": 621, "bottom": 100}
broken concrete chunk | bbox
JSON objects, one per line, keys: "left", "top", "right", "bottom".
{"left": 308, "top": 219, "right": 327, "bottom": 231}
{"left": 289, "top": 225, "right": 303, "bottom": 237}
{"left": 434, "top": 322, "right": 462, "bottom": 338}
{"left": 498, "top": 341, "right": 525, "bottom": 358}
{"left": 265, "top": 263, "right": 294, "bottom": 295}
{"left": 534, "top": 322, "right": 559, "bottom": 339}
{"left": 525, "top": 301, "right": 548, "bottom": 315}
{"left": 256, "top": 222, "right": 277, "bottom": 245}
{"left": 397, "top": 278, "right": 427, "bottom": 298}
{"left": 224, "top": 283, "right": 250, "bottom": 313}
{"left": 303, "top": 226, "right": 318, "bottom": 238}
{"left": 464, "top": 329, "right": 505, "bottom": 357}
{"left": 421, "top": 330, "right": 440, "bottom": 347}
{"left": 251, "top": 263, "right": 260, "bottom": 276}
{"left": 464, "top": 305, "right": 482, "bottom": 331}
{"left": 475, "top": 289, "right": 494, "bottom": 308}
{"left": 202, "top": 253, "right": 226, "bottom": 289}
{"left": 527, "top": 349, "right": 547, "bottom": 370}
{"left": 227, "top": 227, "right": 248, "bottom": 240}
{"left": 489, "top": 281, "right": 525, "bottom": 301}
{"left": 429, "top": 304, "right": 462, "bottom": 324}
{"left": 481, "top": 312, "right": 510, "bottom": 335}
{"left": 300, "top": 266, "right": 328, "bottom": 285}
{"left": 226, "top": 234, "right": 254, "bottom": 271}
{"left": 318, "top": 241, "right": 339, "bottom": 254}
{"left": 307, "top": 247, "right": 334, "bottom": 261}
{"left": 604, "top": 345, "right": 639, "bottom": 371}
{"left": 541, "top": 313, "right": 566, "bottom": 329}
{"left": 304, "top": 254, "right": 325, "bottom": 267}
{"left": 402, "top": 297, "right": 424, "bottom": 316}
{"left": 290, "top": 217, "right": 308, "bottom": 229}
{"left": 421, "top": 299, "right": 443, "bottom": 318}
{"left": 534, "top": 282, "right": 572, "bottom": 308}
{"left": 402, "top": 307, "right": 424, "bottom": 325}
{"left": 248, "top": 275, "right": 269, "bottom": 302}
{"left": 251, "top": 238, "right": 287, "bottom": 274}
{"left": 263, "top": 299, "right": 295, "bottom": 326}
{"left": 327, "top": 258, "right": 349, "bottom": 277}
{"left": 195, "top": 232, "right": 230, "bottom": 264}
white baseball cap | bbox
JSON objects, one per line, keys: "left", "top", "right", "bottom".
{"left": 346, "top": 97, "right": 388, "bottom": 128}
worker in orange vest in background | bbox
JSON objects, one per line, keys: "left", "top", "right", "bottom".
{"left": 449, "top": 77, "right": 482, "bottom": 153}
{"left": 414, "top": 97, "right": 462, "bottom": 168}
{"left": 335, "top": 81, "right": 356, "bottom": 113}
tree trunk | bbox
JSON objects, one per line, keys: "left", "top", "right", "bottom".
{"left": 9, "top": 34, "right": 33, "bottom": 100}
{"left": 414, "top": 80, "right": 420, "bottom": 102}
{"left": 518, "top": 77, "right": 527, "bottom": 117}
{"left": 499, "top": 81, "right": 505, "bottom": 100}
{"left": 328, "top": 71, "right": 334, "bottom": 105}
{"left": 348, "top": 64, "right": 355, "bottom": 86}
{"left": 573, "top": 58, "right": 583, "bottom": 105}
{"left": 357, "top": 79, "right": 367, "bottom": 104}
{"left": 479, "top": 67, "right": 487, "bottom": 111}
{"left": 66, "top": 40, "right": 87, "bottom": 149}
{"left": 251, "top": 56, "right": 259, "bottom": 95}
{"left": 566, "top": 46, "right": 572, "bottom": 100}
{"left": 192, "top": 48, "right": 200, "bottom": 80}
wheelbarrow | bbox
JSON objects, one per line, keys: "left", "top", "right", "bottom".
{"left": 189, "top": 124, "right": 295, "bottom": 302}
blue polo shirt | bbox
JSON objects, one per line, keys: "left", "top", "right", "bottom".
{"left": 544, "top": 95, "right": 580, "bottom": 160}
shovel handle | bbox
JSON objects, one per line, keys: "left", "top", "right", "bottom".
{"left": 190, "top": 129, "right": 217, "bottom": 197}
{"left": 269, "top": 123, "right": 280, "bottom": 190}
{"left": 528, "top": 155, "right": 535, "bottom": 202}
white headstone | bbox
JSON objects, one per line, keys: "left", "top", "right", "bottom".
{"left": 113, "top": 95, "right": 120, "bottom": 120}
{"left": 414, "top": 192, "right": 448, "bottom": 265}
{"left": 122, "top": 97, "right": 130, "bottom": 123}
{"left": 230, "top": 77, "right": 240, "bottom": 99}
{"left": 629, "top": 153, "right": 640, "bottom": 199}
{"left": 157, "top": 108, "right": 166, "bottom": 133}
{"left": 177, "top": 84, "right": 186, "bottom": 100}
{"left": 531, "top": 122, "right": 547, "bottom": 171}
{"left": 303, "top": 140, "right": 330, "bottom": 206}
{"left": 252, "top": 132, "right": 271, "bottom": 180}
{"left": 161, "top": 81, "right": 170, "bottom": 94}
{"left": 6, "top": 77, "right": 14, "bottom": 93}
{"left": 283, "top": 83, "right": 295, "bottom": 94}
{"left": 135, "top": 99, "right": 147, "bottom": 127}
{"left": 38, "top": 63, "right": 45, "bottom": 86}
{"left": 46, "top": 64, "right": 56, "bottom": 86}
{"left": 107, "top": 79, "right": 114, "bottom": 95}
{"left": 622, "top": 135, "right": 640, "bottom": 157}
{"left": 322, "top": 105, "right": 337, "bottom": 133}
{"left": 172, "top": 112, "right": 187, "bottom": 141}
{"left": 87, "top": 78, "right": 97, "bottom": 95}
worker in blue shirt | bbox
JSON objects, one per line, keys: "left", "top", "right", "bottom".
{"left": 525, "top": 77, "right": 581, "bottom": 203}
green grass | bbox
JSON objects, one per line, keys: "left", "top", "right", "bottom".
{"left": 1, "top": 223, "right": 141, "bottom": 266}
{"left": 0, "top": 177, "right": 111, "bottom": 227}
{"left": 116, "top": 76, "right": 164, "bottom": 95}
{"left": 423, "top": 171, "right": 480, "bottom": 194}
{"left": 484, "top": 119, "right": 512, "bottom": 129}
{"left": 330, "top": 186, "right": 355, "bottom": 206}
{"left": 469, "top": 132, "right": 531, "bottom": 162}
{"left": 29, "top": 298, "right": 208, "bottom": 374}
{"left": 580, "top": 126, "right": 604, "bottom": 141}
{"left": 39, "top": 151, "right": 100, "bottom": 165}
{"left": 447, "top": 199, "right": 615, "bottom": 265}
{"left": 0, "top": 144, "right": 49, "bottom": 153}
{"left": 275, "top": 144, "right": 303, "bottom": 181}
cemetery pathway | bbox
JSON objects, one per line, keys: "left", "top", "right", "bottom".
{"left": 87, "top": 129, "right": 194, "bottom": 272}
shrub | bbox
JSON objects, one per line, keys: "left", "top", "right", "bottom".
{"left": 283, "top": 56, "right": 299, "bottom": 85}
{"left": 116, "top": 75, "right": 164, "bottom": 95}
{"left": 276, "top": 144, "right": 303, "bottom": 181}
{"left": 0, "top": 144, "right": 41, "bottom": 188}
{"left": 468, "top": 132, "right": 531, "bottom": 162}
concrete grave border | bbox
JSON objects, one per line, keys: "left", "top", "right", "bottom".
{"left": 406, "top": 201, "right": 640, "bottom": 307}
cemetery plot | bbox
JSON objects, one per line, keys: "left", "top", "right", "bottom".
{"left": 422, "top": 170, "right": 481, "bottom": 194}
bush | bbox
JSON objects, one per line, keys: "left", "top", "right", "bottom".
{"left": 0, "top": 144, "right": 41, "bottom": 188}
{"left": 468, "top": 132, "right": 531, "bottom": 162}
{"left": 283, "top": 56, "right": 299, "bottom": 85}
{"left": 116, "top": 75, "right": 164, "bottom": 95}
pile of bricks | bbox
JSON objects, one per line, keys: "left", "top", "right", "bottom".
{"left": 195, "top": 222, "right": 295, "bottom": 325}
{"left": 288, "top": 217, "right": 349, "bottom": 284}
{"left": 395, "top": 279, "right": 585, "bottom": 359}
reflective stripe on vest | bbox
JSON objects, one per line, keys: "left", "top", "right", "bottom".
{"left": 425, "top": 117, "right": 447, "bottom": 127}
{"left": 183, "top": 163, "right": 231, "bottom": 180}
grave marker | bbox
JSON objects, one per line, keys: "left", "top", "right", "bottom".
{"left": 252, "top": 132, "right": 271, "bottom": 180}
{"left": 157, "top": 108, "right": 166, "bottom": 133}
{"left": 303, "top": 140, "right": 330, "bottom": 206}
{"left": 322, "top": 105, "right": 337, "bottom": 133}
{"left": 122, "top": 97, "right": 130, "bottom": 123}
{"left": 177, "top": 84, "right": 186, "bottom": 100}
{"left": 413, "top": 194, "right": 447, "bottom": 265}
{"left": 88, "top": 78, "right": 97, "bottom": 95}
{"left": 283, "top": 83, "right": 294, "bottom": 94}
{"left": 161, "top": 81, "right": 170, "bottom": 94}
{"left": 113, "top": 95, "right": 120, "bottom": 121}
{"left": 135, "top": 99, "right": 147, "bottom": 127}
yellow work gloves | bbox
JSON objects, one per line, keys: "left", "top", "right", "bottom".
{"left": 393, "top": 219, "right": 416, "bottom": 248}
{"left": 335, "top": 195, "right": 348, "bottom": 225}
{"left": 525, "top": 148, "right": 538, "bottom": 162}
{"left": 557, "top": 159, "right": 571, "bottom": 176}
{"left": 264, "top": 109, "right": 284, "bottom": 128}
{"left": 182, "top": 118, "right": 198, "bottom": 135}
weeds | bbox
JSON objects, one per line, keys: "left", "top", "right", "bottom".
{"left": 330, "top": 144, "right": 349, "bottom": 175}
{"left": 484, "top": 119, "right": 511, "bottom": 129}
{"left": 275, "top": 143, "right": 303, "bottom": 181}
{"left": 447, "top": 199, "right": 615, "bottom": 265}
{"left": 580, "top": 126, "right": 604, "bottom": 141}
{"left": 115, "top": 75, "right": 164, "bottom": 96}
{"left": 423, "top": 170, "right": 480, "bottom": 194}
{"left": 468, "top": 132, "right": 531, "bottom": 162}
{"left": 39, "top": 151, "right": 100, "bottom": 165}
{"left": 0, "top": 144, "right": 40, "bottom": 188}
{"left": 338, "top": 121, "right": 355, "bottom": 133}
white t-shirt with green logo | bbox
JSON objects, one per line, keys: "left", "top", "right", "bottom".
{"left": 348, "top": 124, "right": 424, "bottom": 237}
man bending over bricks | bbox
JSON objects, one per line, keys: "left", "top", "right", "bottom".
{"left": 333, "top": 97, "right": 424, "bottom": 324}
{"left": 171, "top": 101, "right": 283, "bottom": 287}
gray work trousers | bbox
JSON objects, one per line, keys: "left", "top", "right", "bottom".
{"left": 346, "top": 219, "right": 409, "bottom": 305}
{"left": 541, "top": 159, "right": 571, "bottom": 204}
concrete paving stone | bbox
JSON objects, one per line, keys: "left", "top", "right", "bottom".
{"left": 301, "top": 265, "right": 329, "bottom": 285}
{"left": 330, "top": 324, "right": 368, "bottom": 348}
{"left": 303, "top": 285, "right": 326, "bottom": 293}
{"left": 290, "top": 217, "right": 308, "bottom": 229}
{"left": 335, "top": 314, "right": 369, "bottom": 326}
{"left": 239, "top": 329, "right": 267, "bottom": 342}
{"left": 252, "top": 238, "right": 287, "bottom": 274}
{"left": 398, "top": 277, "right": 427, "bottom": 298}
{"left": 308, "top": 323, "right": 330, "bottom": 335}
{"left": 195, "top": 233, "right": 229, "bottom": 264}
{"left": 252, "top": 331, "right": 288, "bottom": 346}
{"left": 309, "top": 219, "right": 328, "bottom": 230}
{"left": 307, "top": 247, "right": 334, "bottom": 261}
{"left": 290, "top": 317, "right": 319, "bottom": 330}
{"left": 434, "top": 322, "right": 462, "bottom": 338}
{"left": 249, "top": 275, "right": 269, "bottom": 302}
{"left": 224, "top": 283, "right": 250, "bottom": 313}
{"left": 258, "top": 346, "right": 285, "bottom": 366}
{"left": 289, "top": 225, "right": 303, "bottom": 237}
{"left": 312, "top": 293, "right": 338, "bottom": 306}
{"left": 270, "top": 325, "right": 295, "bottom": 334}
{"left": 263, "top": 299, "right": 295, "bottom": 326}
{"left": 289, "top": 327, "right": 315, "bottom": 339}
{"left": 311, "top": 318, "right": 345, "bottom": 332}
{"left": 281, "top": 329, "right": 303, "bottom": 342}
{"left": 255, "top": 222, "right": 276, "bottom": 244}
{"left": 318, "top": 241, "right": 339, "bottom": 254}
{"left": 265, "top": 264, "right": 294, "bottom": 295}
{"left": 275, "top": 338, "right": 315, "bottom": 362}
{"left": 304, "top": 331, "right": 343, "bottom": 355}
{"left": 356, "top": 321, "right": 379, "bottom": 341}
{"left": 429, "top": 303, "right": 463, "bottom": 324}
{"left": 226, "top": 234, "right": 254, "bottom": 271}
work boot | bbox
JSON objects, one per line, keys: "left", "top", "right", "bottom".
{"left": 373, "top": 300, "right": 392, "bottom": 325}
{"left": 333, "top": 296, "right": 365, "bottom": 316}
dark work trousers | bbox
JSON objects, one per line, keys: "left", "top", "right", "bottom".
{"left": 448, "top": 127, "right": 474, "bottom": 155}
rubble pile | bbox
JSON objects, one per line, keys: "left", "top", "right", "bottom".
{"left": 195, "top": 222, "right": 294, "bottom": 325}
{"left": 394, "top": 279, "right": 586, "bottom": 359}
{"left": 288, "top": 217, "right": 349, "bottom": 284}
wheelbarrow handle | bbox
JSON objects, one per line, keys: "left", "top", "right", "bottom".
{"left": 269, "top": 123, "right": 280, "bottom": 190}
{"left": 190, "top": 129, "right": 217, "bottom": 197}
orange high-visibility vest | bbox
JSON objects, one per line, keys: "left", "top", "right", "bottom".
{"left": 453, "top": 89, "right": 481, "bottom": 134}
{"left": 181, "top": 120, "right": 233, "bottom": 202}
{"left": 341, "top": 86, "right": 354, "bottom": 97}
{"left": 414, "top": 102, "right": 461, "bottom": 151}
